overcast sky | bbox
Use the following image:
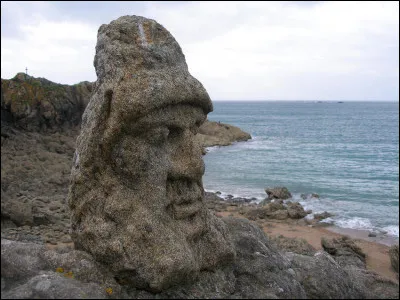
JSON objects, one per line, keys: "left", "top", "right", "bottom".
{"left": 1, "top": 1, "right": 399, "bottom": 101}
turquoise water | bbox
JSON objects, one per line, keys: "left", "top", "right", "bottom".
{"left": 203, "top": 101, "right": 399, "bottom": 237}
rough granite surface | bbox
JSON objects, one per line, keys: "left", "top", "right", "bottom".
{"left": 68, "top": 15, "right": 234, "bottom": 292}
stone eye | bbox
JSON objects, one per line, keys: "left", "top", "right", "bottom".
{"left": 167, "top": 126, "right": 183, "bottom": 139}
{"left": 145, "top": 127, "right": 169, "bottom": 145}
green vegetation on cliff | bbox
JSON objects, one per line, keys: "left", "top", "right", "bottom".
{"left": 1, "top": 73, "right": 93, "bottom": 132}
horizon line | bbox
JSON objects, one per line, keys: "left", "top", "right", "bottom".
{"left": 211, "top": 99, "right": 399, "bottom": 102}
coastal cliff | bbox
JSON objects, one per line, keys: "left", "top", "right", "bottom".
{"left": 1, "top": 74, "right": 251, "bottom": 149}
{"left": 1, "top": 73, "right": 92, "bottom": 133}
{"left": 197, "top": 120, "right": 251, "bottom": 148}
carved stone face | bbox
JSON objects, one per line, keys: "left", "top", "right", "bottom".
{"left": 68, "top": 15, "right": 234, "bottom": 292}
{"left": 109, "top": 104, "right": 208, "bottom": 237}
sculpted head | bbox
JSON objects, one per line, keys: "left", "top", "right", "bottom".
{"left": 68, "top": 15, "right": 234, "bottom": 292}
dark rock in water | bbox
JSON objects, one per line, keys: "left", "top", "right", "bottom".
{"left": 265, "top": 186, "right": 292, "bottom": 200}
{"left": 314, "top": 211, "right": 333, "bottom": 221}
{"left": 389, "top": 244, "right": 399, "bottom": 273}
{"left": 300, "top": 193, "right": 320, "bottom": 200}
{"left": 368, "top": 231, "right": 377, "bottom": 237}
{"left": 68, "top": 15, "right": 234, "bottom": 292}
{"left": 196, "top": 120, "right": 251, "bottom": 149}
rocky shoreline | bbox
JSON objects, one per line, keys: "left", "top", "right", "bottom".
{"left": 2, "top": 187, "right": 399, "bottom": 298}
{"left": 1, "top": 14, "right": 399, "bottom": 299}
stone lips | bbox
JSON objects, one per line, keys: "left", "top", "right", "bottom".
{"left": 68, "top": 15, "right": 234, "bottom": 292}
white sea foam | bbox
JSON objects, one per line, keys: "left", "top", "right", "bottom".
{"left": 334, "top": 217, "right": 374, "bottom": 231}
{"left": 382, "top": 225, "right": 399, "bottom": 237}
{"left": 205, "top": 146, "right": 221, "bottom": 153}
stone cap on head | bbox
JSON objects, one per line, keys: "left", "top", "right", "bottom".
{"left": 88, "top": 15, "right": 213, "bottom": 146}
{"left": 94, "top": 15, "right": 188, "bottom": 81}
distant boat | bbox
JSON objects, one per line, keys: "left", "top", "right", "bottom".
{"left": 317, "top": 101, "right": 323, "bottom": 103}
{"left": 337, "top": 101, "right": 343, "bottom": 103}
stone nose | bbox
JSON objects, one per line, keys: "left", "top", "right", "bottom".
{"left": 167, "top": 129, "right": 205, "bottom": 181}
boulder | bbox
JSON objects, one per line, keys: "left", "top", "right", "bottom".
{"left": 1, "top": 239, "right": 48, "bottom": 282}
{"left": 221, "top": 217, "right": 306, "bottom": 298}
{"left": 321, "top": 236, "right": 366, "bottom": 268}
{"left": 286, "top": 202, "right": 308, "bottom": 219}
{"left": 2, "top": 271, "right": 107, "bottom": 299}
{"left": 270, "top": 235, "right": 316, "bottom": 256}
{"left": 286, "top": 251, "right": 365, "bottom": 298}
{"left": 1, "top": 239, "right": 122, "bottom": 297}
{"left": 68, "top": 15, "right": 234, "bottom": 292}
{"left": 265, "top": 186, "right": 292, "bottom": 200}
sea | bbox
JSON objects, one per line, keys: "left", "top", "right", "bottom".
{"left": 202, "top": 101, "right": 399, "bottom": 238}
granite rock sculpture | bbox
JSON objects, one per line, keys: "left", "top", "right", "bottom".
{"left": 67, "top": 15, "right": 234, "bottom": 292}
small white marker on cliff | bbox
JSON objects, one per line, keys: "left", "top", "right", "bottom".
{"left": 138, "top": 22, "right": 148, "bottom": 47}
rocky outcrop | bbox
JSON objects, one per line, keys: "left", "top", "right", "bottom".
{"left": 243, "top": 200, "right": 310, "bottom": 221}
{"left": 389, "top": 244, "right": 399, "bottom": 273}
{"left": 1, "top": 219, "right": 307, "bottom": 299}
{"left": 196, "top": 120, "right": 251, "bottom": 149}
{"left": 286, "top": 250, "right": 371, "bottom": 299}
{"left": 321, "top": 235, "right": 366, "bottom": 268}
{"left": 265, "top": 186, "right": 292, "bottom": 200}
{"left": 3, "top": 218, "right": 397, "bottom": 299}
{"left": 269, "top": 235, "right": 317, "bottom": 256}
{"left": 1, "top": 73, "right": 92, "bottom": 132}
{"left": 319, "top": 236, "right": 399, "bottom": 299}
{"left": 68, "top": 15, "right": 235, "bottom": 292}
{"left": 1, "top": 239, "right": 121, "bottom": 299}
